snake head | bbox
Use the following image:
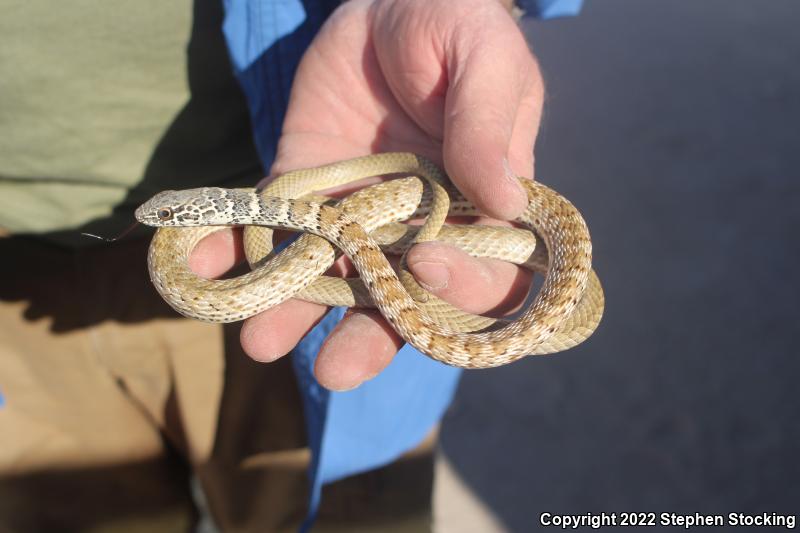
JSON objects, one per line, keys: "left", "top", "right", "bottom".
{"left": 135, "top": 187, "right": 243, "bottom": 227}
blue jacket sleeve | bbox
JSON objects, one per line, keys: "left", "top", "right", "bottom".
{"left": 518, "top": 0, "right": 583, "bottom": 19}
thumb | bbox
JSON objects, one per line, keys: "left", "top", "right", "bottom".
{"left": 443, "top": 19, "right": 543, "bottom": 220}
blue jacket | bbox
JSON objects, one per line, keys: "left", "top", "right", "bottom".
{"left": 220, "top": 0, "right": 582, "bottom": 528}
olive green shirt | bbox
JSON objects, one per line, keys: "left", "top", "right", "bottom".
{"left": 0, "top": 0, "right": 262, "bottom": 246}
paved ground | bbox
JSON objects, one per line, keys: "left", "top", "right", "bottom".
{"left": 436, "top": 1, "right": 800, "bottom": 531}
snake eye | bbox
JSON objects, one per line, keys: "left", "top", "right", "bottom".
{"left": 157, "top": 208, "right": 173, "bottom": 221}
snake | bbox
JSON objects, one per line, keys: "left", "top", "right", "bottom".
{"left": 135, "top": 152, "right": 604, "bottom": 369}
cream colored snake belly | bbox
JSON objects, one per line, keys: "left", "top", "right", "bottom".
{"left": 135, "top": 152, "right": 604, "bottom": 369}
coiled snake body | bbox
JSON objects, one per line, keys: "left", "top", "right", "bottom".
{"left": 136, "top": 153, "right": 604, "bottom": 368}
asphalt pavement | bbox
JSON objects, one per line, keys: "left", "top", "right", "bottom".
{"left": 436, "top": 2, "right": 800, "bottom": 531}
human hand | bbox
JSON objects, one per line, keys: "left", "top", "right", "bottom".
{"left": 196, "top": 0, "right": 544, "bottom": 389}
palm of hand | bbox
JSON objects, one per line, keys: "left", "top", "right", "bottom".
{"left": 272, "top": 0, "right": 444, "bottom": 177}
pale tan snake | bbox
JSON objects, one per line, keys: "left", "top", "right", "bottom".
{"left": 135, "top": 153, "right": 604, "bottom": 368}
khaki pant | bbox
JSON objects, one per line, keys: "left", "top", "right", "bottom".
{"left": 0, "top": 236, "right": 433, "bottom": 532}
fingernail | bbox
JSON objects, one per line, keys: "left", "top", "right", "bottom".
{"left": 328, "top": 382, "right": 361, "bottom": 392}
{"left": 410, "top": 261, "right": 450, "bottom": 290}
{"left": 502, "top": 158, "right": 529, "bottom": 219}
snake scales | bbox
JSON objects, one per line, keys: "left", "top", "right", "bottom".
{"left": 135, "top": 152, "right": 604, "bottom": 368}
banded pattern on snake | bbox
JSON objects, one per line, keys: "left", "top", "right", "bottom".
{"left": 135, "top": 153, "right": 604, "bottom": 368}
